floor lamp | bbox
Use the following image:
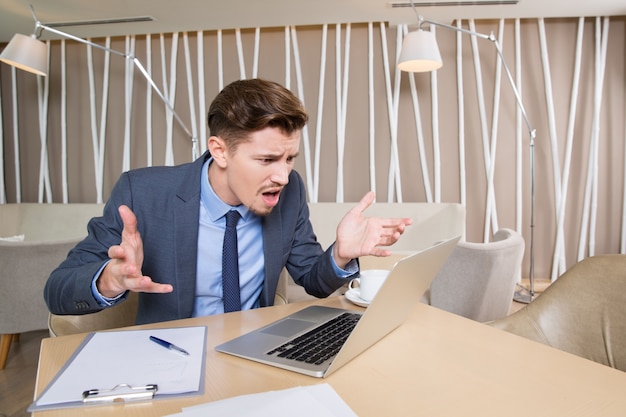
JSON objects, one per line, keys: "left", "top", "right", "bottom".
{"left": 0, "top": 5, "right": 199, "bottom": 160}
{"left": 397, "top": 1, "right": 537, "bottom": 303}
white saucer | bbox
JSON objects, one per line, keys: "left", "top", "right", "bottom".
{"left": 344, "top": 288, "right": 370, "bottom": 307}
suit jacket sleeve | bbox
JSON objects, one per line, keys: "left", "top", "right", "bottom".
{"left": 44, "top": 155, "right": 205, "bottom": 321}
{"left": 258, "top": 171, "right": 354, "bottom": 307}
{"left": 44, "top": 184, "right": 130, "bottom": 315}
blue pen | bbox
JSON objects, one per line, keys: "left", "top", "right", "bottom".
{"left": 149, "top": 335, "right": 190, "bottom": 356}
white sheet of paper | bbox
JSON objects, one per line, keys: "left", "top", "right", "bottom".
{"left": 34, "top": 326, "right": 206, "bottom": 408}
{"left": 166, "top": 384, "right": 357, "bottom": 417}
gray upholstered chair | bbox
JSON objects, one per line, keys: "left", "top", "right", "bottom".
{"left": 0, "top": 238, "right": 80, "bottom": 369}
{"left": 489, "top": 254, "right": 626, "bottom": 371}
{"left": 423, "top": 228, "right": 525, "bottom": 322}
{"left": 0, "top": 203, "right": 104, "bottom": 368}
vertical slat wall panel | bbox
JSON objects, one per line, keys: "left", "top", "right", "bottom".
{"left": 161, "top": 33, "right": 177, "bottom": 166}
{"left": 335, "top": 24, "right": 350, "bottom": 203}
{"left": 538, "top": 18, "right": 564, "bottom": 274}
{"left": 9, "top": 67, "right": 21, "bottom": 203}
{"left": 291, "top": 25, "right": 315, "bottom": 201}
{"left": 367, "top": 23, "right": 376, "bottom": 197}
{"left": 551, "top": 18, "right": 585, "bottom": 279}
{"left": 0, "top": 68, "right": 5, "bottom": 204}
{"left": 1, "top": 18, "right": 625, "bottom": 282}
{"left": 86, "top": 38, "right": 109, "bottom": 204}
{"left": 379, "top": 23, "right": 403, "bottom": 203}
{"left": 122, "top": 36, "right": 134, "bottom": 173}
{"left": 483, "top": 19, "right": 504, "bottom": 241}
{"left": 312, "top": 24, "right": 329, "bottom": 202}
{"left": 196, "top": 31, "right": 208, "bottom": 156}
{"left": 430, "top": 25, "right": 441, "bottom": 204}
{"left": 622, "top": 98, "right": 626, "bottom": 253}
{"left": 60, "top": 40, "right": 69, "bottom": 202}
{"left": 456, "top": 21, "right": 467, "bottom": 210}
{"left": 514, "top": 19, "right": 523, "bottom": 236}
{"left": 402, "top": 24, "right": 433, "bottom": 204}
{"left": 36, "top": 44, "right": 52, "bottom": 203}
{"left": 579, "top": 17, "right": 610, "bottom": 261}
{"left": 145, "top": 34, "right": 154, "bottom": 167}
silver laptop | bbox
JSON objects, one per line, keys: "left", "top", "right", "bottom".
{"left": 215, "top": 234, "right": 460, "bottom": 378}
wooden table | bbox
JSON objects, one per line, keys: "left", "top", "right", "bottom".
{"left": 33, "top": 296, "right": 626, "bottom": 416}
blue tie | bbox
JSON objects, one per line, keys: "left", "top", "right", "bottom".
{"left": 222, "top": 210, "right": 241, "bottom": 312}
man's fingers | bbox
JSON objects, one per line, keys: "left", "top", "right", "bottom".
{"left": 118, "top": 205, "right": 138, "bottom": 234}
{"left": 351, "top": 191, "right": 376, "bottom": 215}
{"left": 370, "top": 247, "right": 392, "bottom": 257}
{"left": 373, "top": 218, "right": 412, "bottom": 240}
{"left": 127, "top": 276, "right": 173, "bottom": 294}
{"left": 143, "top": 282, "right": 174, "bottom": 294}
{"left": 116, "top": 204, "right": 144, "bottom": 267}
{"left": 111, "top": 274, "right": 174, "bottom": 294}
{"left": 107, "top": 245, "right": 140, "bottom": 274}
{"left": 379, "top": 217, "right": 413, "bottom": 229}
{"left": 107, "top": 245, "right": 123, "bottom": 259}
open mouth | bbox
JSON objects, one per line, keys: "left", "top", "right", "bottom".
{"left": 261, "top": 189, "right": 281, "bottom": 207}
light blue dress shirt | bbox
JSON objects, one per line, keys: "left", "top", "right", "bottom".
{"left": 192, "top": 159, "right": 265, "bottom": 316}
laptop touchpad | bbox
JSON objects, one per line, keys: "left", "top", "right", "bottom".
{"left": 261, "top": 319, "right": 315, "bottom": 337}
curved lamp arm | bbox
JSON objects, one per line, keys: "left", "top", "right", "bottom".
{"left": 2, "top": 5, "right": 199, "bottom": 160}
{"left": 419, "top": 17, "right": 536, "bottom": 143}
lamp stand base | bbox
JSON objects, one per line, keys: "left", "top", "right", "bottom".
{"left": 513, "top": 285, "right": 535, "bottom": 304}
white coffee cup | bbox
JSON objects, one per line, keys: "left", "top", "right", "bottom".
{"left": 348, "top": 269, "right": 390, "bottom": 302}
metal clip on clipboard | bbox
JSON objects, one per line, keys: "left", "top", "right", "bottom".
{"left": 82, "top": 383, "right": 158, "bottom": 403}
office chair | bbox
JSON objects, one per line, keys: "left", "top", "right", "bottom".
{"left": 1, "top": 239, "right": 80, "bottom": 369}
{"left": 423, "top": 228, "right": 525, "bottom": 322}
{"left": 489, "top": 254, "right": 626, "bottom": 371}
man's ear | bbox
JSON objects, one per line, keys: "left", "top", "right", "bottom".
{"left": 208, "top": 136, "right": 228, "bottom": 168}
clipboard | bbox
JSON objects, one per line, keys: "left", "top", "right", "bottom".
{"left": 28, "top": 326, "right": 207, "bottom": 412}
{"left": 82, "top": 383, "right": 158, "bottom": 403}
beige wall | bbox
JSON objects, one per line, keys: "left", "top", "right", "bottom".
{"left": 1, "top": 17, "right": 625, "bottom": 281}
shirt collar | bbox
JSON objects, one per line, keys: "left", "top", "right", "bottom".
{"left": 201, "top": 158, "right": 251, "bottom": 222}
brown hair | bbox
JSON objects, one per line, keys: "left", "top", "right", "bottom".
{"left": 207, "top": 79, "right": 309, "bottom": 151}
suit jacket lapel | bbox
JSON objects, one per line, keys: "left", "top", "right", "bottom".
{"left": 261, "top": 209, "right": 283, "bottom": 307}
{"left": 172, "top": 153, "right": 208, "bottom": 318}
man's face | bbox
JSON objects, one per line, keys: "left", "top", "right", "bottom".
{"left": 208, "top": 127, "right": 300, "bottom": 216}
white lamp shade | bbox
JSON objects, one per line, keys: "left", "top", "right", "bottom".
{"left": 0, "top": 33, "right": 48, "bottom": 76}
{"left": 397, "top": 30, "right": 443, "bottom": 73}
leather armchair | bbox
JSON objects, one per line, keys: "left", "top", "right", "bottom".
{"left": 489, "top": 254, "right": 626, "bottom": 371}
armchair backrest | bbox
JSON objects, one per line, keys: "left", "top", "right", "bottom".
{"left": 428, "top": 228, "right": 525, "bottom": 322}
{"left": 489, "top": 254, "right": 626, "bottom": 371}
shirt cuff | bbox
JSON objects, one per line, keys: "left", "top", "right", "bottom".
{"left": 91, "top": 260, "right": 126, "bottom": 306}
{"left": 330, "top": 243, "right": 359, "bottom": 278}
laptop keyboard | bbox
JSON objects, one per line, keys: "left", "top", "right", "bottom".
{"left": 266, "top": 312, "right": 361, "bottom": 365}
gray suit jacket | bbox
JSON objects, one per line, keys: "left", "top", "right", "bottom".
{"left": 44, "top": 152, "right": 351, "bottom": 324}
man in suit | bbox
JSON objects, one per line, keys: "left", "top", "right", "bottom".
{"left": 44, "top": 78, "right": 412, "bottom": 325}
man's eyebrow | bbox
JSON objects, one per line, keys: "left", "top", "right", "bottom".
{"left": 255, "top": 151, "right": 300, "bottom": 159}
